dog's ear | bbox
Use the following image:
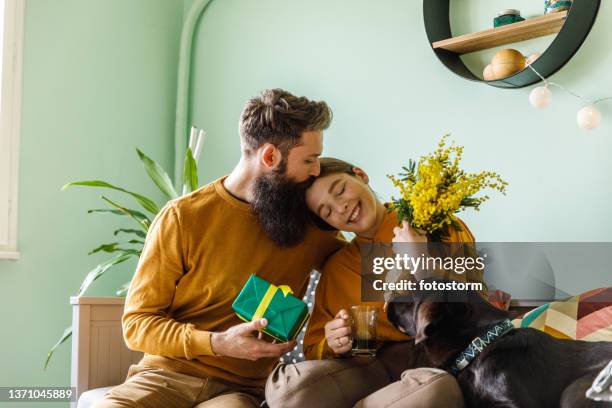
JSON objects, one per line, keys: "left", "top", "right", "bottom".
{"left": 414, "top": 301, "right": 441, "bottom": 344}
{"left": 386, "top": 300, "right": 417, "bottom": 336}
{"left": 414, "top": 300, "right": 471, "bottom": 344}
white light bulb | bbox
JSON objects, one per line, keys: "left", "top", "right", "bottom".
{"left": 577, "top": 105, "right": 602, "bottom": 130}
{"left": 529, "top": 86, "right": 552, "bottom": 109}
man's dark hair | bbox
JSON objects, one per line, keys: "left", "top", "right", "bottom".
{"left": 239, "top": 89, "right": 332, "bottom": 155}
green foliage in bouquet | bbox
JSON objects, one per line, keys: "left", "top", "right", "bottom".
{"left": 388, "top": 135, "right": 508, "bottom": 241}
{"left": 43, "top": 145, "right": 201, "bottom": 370}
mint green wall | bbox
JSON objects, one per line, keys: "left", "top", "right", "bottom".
{"left": 188, "top": 0, "right": 611, "bottom": 243}
{"left": 186, "top": 0, "right": 610, "bottom": 297}
{"left": 0, "top": 0, "right": 183, "bottom": 405}
{"left": 1, "top": 0, "right": 610, "bottom": 404}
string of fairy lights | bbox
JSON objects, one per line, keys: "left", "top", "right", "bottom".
{"left": 526, "top": 62, "right": 612, "bottom": 130}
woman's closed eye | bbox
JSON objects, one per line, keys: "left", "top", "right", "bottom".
{"left": 321, "top": 206, "right": 332, "bottom": 219}
{"left": 336, "top": 183, "right": 346, "bottom": 197}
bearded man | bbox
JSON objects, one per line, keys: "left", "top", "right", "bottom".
{"left": 93, "top": 89, "right": 344, "bottom": 408}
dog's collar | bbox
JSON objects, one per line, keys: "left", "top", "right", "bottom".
{"left": 449, "top": 319, "right": 514, "bottom": 375}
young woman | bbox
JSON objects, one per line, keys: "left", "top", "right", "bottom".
{"left": 265, "top": 157, "right": 486, "bottom": 408}
{"left": 303, "top": 157, "right": 486, "bottom": 360}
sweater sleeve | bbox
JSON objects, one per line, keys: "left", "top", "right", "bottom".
{"left": 122, "top": 202, "right": 214, "bottom": 359}
{"left": 303, "top": 270, "right": 336, "bottom": 360}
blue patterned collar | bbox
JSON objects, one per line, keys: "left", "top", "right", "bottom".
{"left": 449, "top": 319, "right": 514, "bottom": 375}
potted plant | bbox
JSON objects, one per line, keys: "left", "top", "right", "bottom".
{"left": 43, "top": 129, "right": 206, "bottom": 369}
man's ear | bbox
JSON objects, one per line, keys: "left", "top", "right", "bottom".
{"left": 352, "top": 167, "right": 369, "bottom": 184}
{"left": 260, "top": 143, "right": 282, "bottom": 169}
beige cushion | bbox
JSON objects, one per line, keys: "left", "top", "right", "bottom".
{"left": 77, "top": 386, "right": 116, "bottom": 408}
{"left": 354, "top": 368, "right": 464, "bottom": 408}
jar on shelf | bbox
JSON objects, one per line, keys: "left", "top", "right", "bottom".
{"left": 545, "top": 0, "right": 573, "bottom": 14}
{"left": 494, "top": 9, "right": 525, "bottom": 27}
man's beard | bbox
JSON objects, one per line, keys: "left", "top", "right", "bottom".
{"left": 251, "top": 170, "right": 314, "bottom": 248}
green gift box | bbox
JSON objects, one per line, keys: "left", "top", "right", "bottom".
{"left": 232, "top": 274, "right": 310, "bottom": 342}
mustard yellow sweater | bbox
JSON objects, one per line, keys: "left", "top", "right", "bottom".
{"left": 122, "top": 177, "right": 344, "bottom": 387}
{"left": 303, "top": 208, "right": 485, "bottom": 360}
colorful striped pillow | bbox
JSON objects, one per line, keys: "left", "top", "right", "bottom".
{"left": 512, "top": 287, "right": 612, "bottom": 341}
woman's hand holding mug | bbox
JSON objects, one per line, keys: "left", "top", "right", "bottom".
{"left": 324, "top": 309, "right": 352, "bottom": 355}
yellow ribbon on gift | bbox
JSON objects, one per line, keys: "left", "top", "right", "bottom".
{"left": 252, "top": 284, "right": 293, "bottom": 321}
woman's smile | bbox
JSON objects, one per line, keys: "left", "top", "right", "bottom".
{"left": 348, "top": 201, "right": 361, "bottom": 224}
{"left": 306, "top": 167, "right": 386, "bottom": 238}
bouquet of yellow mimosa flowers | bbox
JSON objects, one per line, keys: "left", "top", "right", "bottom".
{"left": 388, "top": 135, "right": 508, "bottom": 241}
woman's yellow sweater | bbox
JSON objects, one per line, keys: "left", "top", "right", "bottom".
{"left": 303, "top": 208, "right": 485, "bottom": 360}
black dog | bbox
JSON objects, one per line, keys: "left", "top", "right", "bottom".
{"left": 386, "top": 279, "right": 612, "bottom": 408}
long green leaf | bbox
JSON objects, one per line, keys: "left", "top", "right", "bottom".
{"left": 43, "top": 326, "right": 72, "bottom": 370}
{"left": 183, "top": 148, "right": 198, "bottom": 193}
{"left": 88, "top": 209, "right": 125, "bottom": 216}
{"left": 88, "top": 208, "right": 150, "bottom": 227}
{"left": 88, "top": 243, "right": 142, "bottom": 256}
{"left": 99, "top": 196, "right": 151, "bottom": 231}
{"left": 119, "top": 249, "right": 142, "bottom": 256}
{"left": 136, "top": 148, "right": 178, "bottom": 200}
{"left": 89, "top": 242, "right": 121, "bottom": 255}
{"left": 113, "top": 228, "right": 147, "bottom": 239}
{"left": 127, "top": 239, "right": 145, "bottom": 245}
{"left": 62, "top": 180, "right": 160, "bottom": 215}
{"left": 116, "top": 282, "right": 131, "bottom": 297}
{"left": 78, "top": 253, "right": 133, "bottom": 297}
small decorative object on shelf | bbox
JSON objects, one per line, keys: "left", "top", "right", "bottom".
{"left": 545, "top": 0, "right": 573, "bottom": 15}
{"left": 483, "top": 49, "right": 526, "bottom": 81}
{"left": 525, "top": 52, "right": 541, "bottom": 66}
{"left": 494, "top": 9, "right": 525, "bottom": 27}
{"left": 483, "top": 64, "right": 495, "bottom": 81}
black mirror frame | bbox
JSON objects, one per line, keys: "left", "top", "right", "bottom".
{"left": 423, "top": 0, "right": 601, "bottom": 89}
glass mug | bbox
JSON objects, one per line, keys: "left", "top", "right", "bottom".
{"left": 350, "top": 305, "right": 378, "bottom": 357}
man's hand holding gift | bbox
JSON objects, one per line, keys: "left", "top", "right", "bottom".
{"left": 227, "top": 274, "right": 310, "bottom": 360}
{"left": 211, "top": 318, "right": 297, "bottom": 361}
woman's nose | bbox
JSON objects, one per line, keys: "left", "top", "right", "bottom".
{"left": 333, "top": 200, "right": 348, "bottom": 214}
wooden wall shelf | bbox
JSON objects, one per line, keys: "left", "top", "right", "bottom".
{"left": 433, "top": 11, "right": 568, "bottom": 55}
{"left": 423, "top": 0, "right": 601, "bottom": 88}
